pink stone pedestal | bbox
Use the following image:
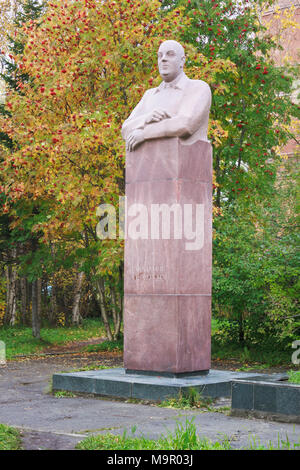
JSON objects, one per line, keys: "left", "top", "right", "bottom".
{"left": 124, "top": 138, "right": 212, "bottom": 376}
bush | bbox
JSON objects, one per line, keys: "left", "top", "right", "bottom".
{"left": 211, "top": 319, "right": 240, "bottom": 345}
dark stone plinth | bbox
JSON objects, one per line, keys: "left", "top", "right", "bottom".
{"left": 231, "top": 374, "right": 300, "bottom": 424}
{"left": 125, "top": 369, "right": 210, "bottom": 378}
{"left": 52, "top": 368, "right": 262, "bottom": 402}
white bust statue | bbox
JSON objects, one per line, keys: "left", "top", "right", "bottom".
{"left": 122, "top": 40, "right": 212, "bottom": 152}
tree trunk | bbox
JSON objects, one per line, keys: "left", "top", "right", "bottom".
{"left": 110, "top": 284, "right": 117, "bottom": 329}
{"left": 37, "top": 278, "right": 42, "bottom": 324}
{"left": 49, "top": 244, "right": 57, "bottom": 325}
{"left": 49, "top": 282, "right": 58, "bottom": 325}
{"left": 116, "top": 264, "right": 124, "bottom": 340}
{"left": 95, "top": 278, "right": 113, "bottom": 341}
{"left": 5, "top": 256, "right": 17, "bottom": 326}
{"left": 110, "top": 285, "right": 120, "bottom": 341}
{"left": 20, "top": 277, "right": 28, "bottom": 325}
{"left": 42, "top": 277, "right": 48, "bottom": 310}
{"left": 109, "top": 281, "right": 123, "bottom": 341}
{"left": 32, "top": 279, "right": 41, "bottom": 339}
{"left": 238, "top": 312, "right": 244, "bottom": 344}
{"left": 19, "top": 243, "right": 28, "bottom": 325}
{"left": 117, "top": 290, "right": 123, "bottom": 339}
{"left": 27, "top": 279, "right": 31, "bottom": 324}
{"left": 72, "top": 271, "right": 85, "bottom": 325}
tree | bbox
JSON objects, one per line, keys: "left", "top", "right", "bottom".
{"left": 0, "top": 0, "right": 191, "bottom": 339}
{"left": 3, "top": 0, "right": 297, "bottom": 343}
{"left": 0, "top": 0, "right": 46, "bottom": 331}
{"left": 161, "top": 0, "right": 299, "bottom": 345}
{"left": 161, "top": 0, "right": 299, "bottom": 207}
{"left": 213, "top": 164, "right": 299, "bottom": 347}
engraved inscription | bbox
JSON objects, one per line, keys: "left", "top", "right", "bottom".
{"left": 131, "top": 265, "right": 166, "bottom": 281}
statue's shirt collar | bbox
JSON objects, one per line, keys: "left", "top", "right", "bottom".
{"left": 155, "top": 73, "right": 188, "bottom": 93}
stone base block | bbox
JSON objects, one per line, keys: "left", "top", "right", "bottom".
{"left": 124, "top": 294, "right": 211, "bottom": 374}
{"left": 52, "top": 368, "right": 263, "bottom": 402}
{"left": 231, "top": 374, "right": 300, "bottom": 423}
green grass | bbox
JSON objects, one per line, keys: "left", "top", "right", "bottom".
{"left": 83, "top": 338, "right": 123, "bottom": 353}
{"left": 0, "top": 319, "right": 106, "bottom": 360}
{"left": 247, "top": 435, "right": 300, "bottom": 450}
{"left": 76, "top": 417, "right": 300, "bottom": 451}
{"left": 54, "top": 390, "right": 76, "bottom": 398}
{"left": 288, "top": 370, "right": 300, "bottom": 384}
{"left": 76, "top": 418, "right": 232, "bottom": 450}
{"left": 158, "top": 388, "right": 214, "bottom": 410}
{"left": 0, "top": 424, "right": 22, "bottom": 450}
{"left": 0, "top": 315, "right": 295, "bottom": 368}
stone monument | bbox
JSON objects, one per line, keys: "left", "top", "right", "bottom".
{"left": 52, "top": 41, "right": 263, "bottom": 400}
{"left": 122, "top": 40, "right": 213, "bottom": 376}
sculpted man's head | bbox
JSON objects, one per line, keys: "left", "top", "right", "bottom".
{"left": 122, "top": 38, "right": 211, "bottom": 151}
{"left": 157, "top": 40, "right": 185, "bottom": 83}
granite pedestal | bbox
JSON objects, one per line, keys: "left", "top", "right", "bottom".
{"left": 124, "top": 138, "right": 212, "bottom": 375}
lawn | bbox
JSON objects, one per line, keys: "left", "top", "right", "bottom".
{"left": 0, "top": 319, "right": 106, "bottom": 359}
{"left": 0, "top": 317, "right": 297, "bottom": 368}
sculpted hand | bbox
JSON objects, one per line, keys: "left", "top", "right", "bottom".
{"left": 126, "top": 129, "right": 145, "bottom": 152}
{"left": 145, "top": 108, "right": 171, "bottom": 124}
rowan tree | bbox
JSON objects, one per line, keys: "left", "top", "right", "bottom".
{"left": 0, "top": 0, "right": 46, "bottom": 329}
{"left": 2, "top": 0, "right": 297, "bottom": 342}
{"left": 162, "top": 0, "right": 299, "bottom": 207}
{"left": 0, "top": 0, "right": 218, "bottom": 339}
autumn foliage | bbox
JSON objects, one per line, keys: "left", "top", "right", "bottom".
{"left": 0, "top": 0, "right": 298, "bottom": 342}
{"left": 0, "top": 0, "right": 192, "bottom": 338}
{"left": 1, "top": 2, "right": 175, "bottom": 234}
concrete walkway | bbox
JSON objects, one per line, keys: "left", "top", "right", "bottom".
{"left": 0, "top": 357, "right": 299, "bottom": 450}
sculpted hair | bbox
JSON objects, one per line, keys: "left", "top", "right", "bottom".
{"left": 158, "top": 40, "right": 185, "bottom": 59}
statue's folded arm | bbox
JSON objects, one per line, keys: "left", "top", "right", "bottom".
{"left": 121, "top": 113, "right": 148, "bottom": 140}
{"left": 142, "top": 115, "right": 192, "bottom": 140}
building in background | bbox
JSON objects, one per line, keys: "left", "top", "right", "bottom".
{"left": 262, "top": 1, "right": 300, "bottom": 160}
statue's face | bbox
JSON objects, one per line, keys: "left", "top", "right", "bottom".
{"left": 158, "top": 41, "right": 185, "bottom": 83}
